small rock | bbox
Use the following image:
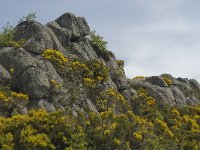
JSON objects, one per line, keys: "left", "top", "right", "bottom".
{"left": 0, "top": 64, "right": 11, "bottom": 85}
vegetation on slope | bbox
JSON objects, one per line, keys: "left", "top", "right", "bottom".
{"left": 0, "top": 84, "right": 199, "bottom": 150}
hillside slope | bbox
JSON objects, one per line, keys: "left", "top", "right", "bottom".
{"left": 0, "top": 13, "right": 199, "bottom": 149}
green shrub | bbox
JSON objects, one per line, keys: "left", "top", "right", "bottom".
{"left": 90, "top": 31, "right": 112, "bottom": 61}
{"left": 18, "top": 12, "right": 37, "bottom": 23}
{"left": 0, "top": 23, "right": 14, "bottom": 48}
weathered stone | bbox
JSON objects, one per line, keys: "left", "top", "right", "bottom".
{"left": 146, "top": 76, "right": 168, "bottom": 87}
{"left": 84, "top": 99, "right": 98, "bottom": 113}
{"left": 77, "top": 17, "right": 90, "bottom": 37}
{"left": 14, "top": 21, "right": 53, "bottom": 54}
{"left": 175, "top": 81, "right": 193, "bottom": 96}
{"left": 55, "top": 13, "right": 90, "bottom": 40}
{"left": 0, "top": 47, "right": 36, "bottom": 77}
{"left": 160, "top": 87, "right": 176, "bottom": 105}
{"left": 177, "top": 77, "right": 190, "bottom": 85}
{"left": 13, "top": 67, "right": 50, "bottom": 99}
{"left": 0, "top": 47, "right": 64, "bottom": 99}
{"left": 186, "top": 96, "right": 200, "bottom": 105}
{"left": 45, "top": 27, "right": 67, "bottom": 54}
{"left": 69, "top": 39, "right": 98, "bottom": 60}
{"left": 171, "top": 86, "right": 187, "bottom": 106}
{"left": 0, "top": 64, "right": 11, "bottom": 85}
{"left": 34, "top": 55, "right": 63, "bottom": 84}
{"left": 189, "top": 79, "right": 200, "bottom": 91}
{"left": 38, "top": 99, "right": 56, "bottom": 112}
{"left": 46, "top": 21, "right": 71, "bottom": 47}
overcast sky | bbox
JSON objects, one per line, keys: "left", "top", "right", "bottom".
{"left": 1, "top": 0, "right": 200, "bottom": 81}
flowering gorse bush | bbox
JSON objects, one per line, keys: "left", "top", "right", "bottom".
{"left": 42, "top": 49, "right": 69, "bottom": 68}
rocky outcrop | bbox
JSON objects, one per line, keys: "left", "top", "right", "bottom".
{"left": 55, "top": 13, "right": 90, "bottom": 40}
{"left": 14, "top": 20, "right": 67, "bottom": 55}
{"left": 0, "top": 12, "right": 199, "bottom": 115}
{"left": 131, "top": 75, "right": 200, "bottom": 106}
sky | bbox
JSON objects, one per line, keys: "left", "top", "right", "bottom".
{"left": 1, "top": 0, "right": 200, "bottom": 81}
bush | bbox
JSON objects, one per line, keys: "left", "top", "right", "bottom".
{"left": 70, "top": 60, "right": 109, "bottom": 88}
{"left": 0, "top": 23, "right": 25, "bottom": 49}
{"left": 90, "top": 31, "right": 111, "bottom": 61}
{"left": 18, "top": 12, "right": 37, "bottom": 23}
{"left": 42, "top": 49, "right": 69, "bottom": 68}
{"left": 0, "top": 23, "right": 14, "bottom": 48}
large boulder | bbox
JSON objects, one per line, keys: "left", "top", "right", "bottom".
{"left": 14, "top": 21, "right": 66, "bottom": 55}
{"left": 55, "top": 13, "right": 90, "bottom": 40}
{"left": 0, "top": 47, "right": 37, "bottom": 77}
{"left": 14, "top": 21, "right": 53, "bottom": 54}
{"left": 13, "top": 67, "right": 50, "bottom": 99}
{"left": 0, "top": 47, "right": 63, "bottom": 99}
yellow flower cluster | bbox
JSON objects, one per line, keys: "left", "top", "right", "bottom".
{"left": 171, "top": 108, "right": 180, "bottom": 117}
{"left": 106, "top": 88, "right": 127, "bottom": 105}
{"left": 9, "top": 39, "right": 25, "bottom": 48}
{"left": 83, "top": 78, "right": 96, "bottom": 88}
{"left": 100, "top": 110, "right": 113, "bottom": 119}
{"left": 162, "top": 76, "right": 173, "bottom": 86}
{"left": 110, "top": 122, "right": 117, "bottom": 130}
{"left": 70, "top": 61, "right": 89, "bottom": 72}
{"left": 114, "top": 138, "right": 121, "bottom": 145}
{"left": 70, "top": 60, "right": 109, "bottom": 88}
{"left": 9, "top": 68, "right": 15, "bottom": 74}
{"left": 42, "top": 49, "right": 69, "bottom": 68}
{"left": 183, "top": 115, "right": 199, "bottom": 132}
{"left": 1, "top": 132, "right": 14, "bottom": 150}
{"left": 96, "top": 99, "right": 108, "bottom": 110}
{"left": 0, "top": 92, "right": 11, "bottom": 102}
{"left": 133, "top": 76, "right": 145, "bottom": 79}
{"left": 11, "top": 92, "right": 29, "bottom": 101}
{"left": 95, "top": 126, "right": 102, "bottom": 132}
{"left": 133, "top": 88, "right": 156, "bottom": 107}
{"left": 155, "top": 118, "right": 174, "bottom": 138}
{"left": 104, "top": 129, "right": 110, "bottom": 136}
{"left": 50, "top": 80, "right": 62, "bottom": 89}
{"left": 133, "top": 132, "right": 142, "bottom": 141}
{"left": 146, "top": 98, "right": 156, "bottom": 106}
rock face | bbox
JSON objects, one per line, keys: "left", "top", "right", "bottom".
{"left": 0, "top": 12, "right": 199, "bottom": 114}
